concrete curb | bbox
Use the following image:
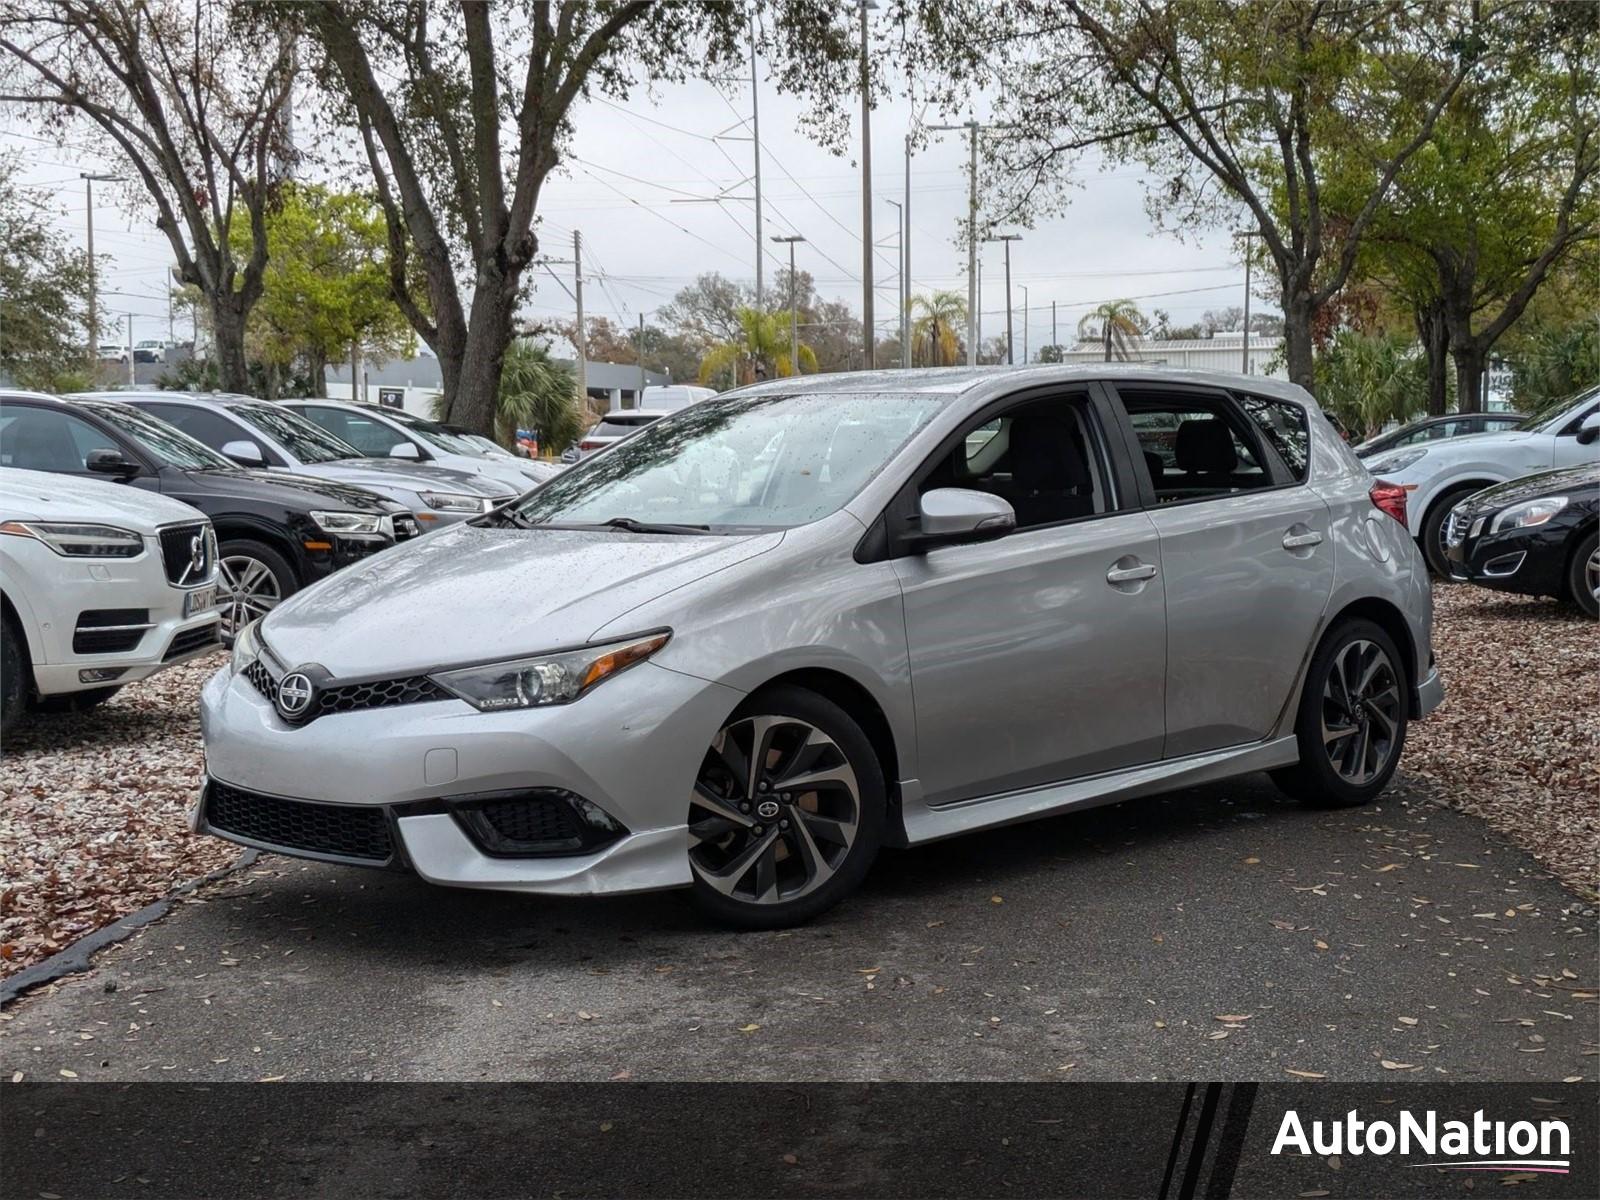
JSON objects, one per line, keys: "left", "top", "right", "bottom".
{"left": 0, "top": 849, "right": 260, "bottom": 1007}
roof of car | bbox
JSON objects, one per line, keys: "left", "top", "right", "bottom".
{"left": 730, "top": 363, "right": 1317, "bottom": 407}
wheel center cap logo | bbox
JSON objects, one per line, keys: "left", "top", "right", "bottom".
{"left": 276, "top": 672, "right": 315, "bottom": 719}
{"left": 756, "top": 800, "right": 781, "bottom": 819}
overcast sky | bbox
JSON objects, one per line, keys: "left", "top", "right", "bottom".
{"left": 4, "top": 38, "right": 1267, "bottom": 359}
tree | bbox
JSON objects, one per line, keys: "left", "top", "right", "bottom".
{"left": 0, "top": 156, "right": 89, "bottom": 390}
{"left": 659, "top": 272, "right": 751, "bottom": 349}
{"left": 273, "top": 2, "right": 847, "bottom": 435}
{"left": 907, "top": 291, "right": 967, "bottom": 366}
{"left": 238, "top": 183, "right": 415, "bottom": 397}
{"left": 698, "top": 307, "right": 816, "bottom": 385}
{"left": 912, "top": 0, "right": 1482, "bottom": 391}
{"left": 0, "top": 0, "right": 294, "bottom": 391}
{"left": 1313, "top": 330, "right": 1431, "bottom": 438}
{"left": 434, "top": 339, "right": 583, "bottom": 454}
{"left": 1078, "top": 299, "right": 1147, "bottom": 361}
{"left": 1507, "top": 320, "right": 1599, "bottom": 411}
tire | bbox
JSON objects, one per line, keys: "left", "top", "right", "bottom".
{"left": 688, "top": 685, "right": 885, "bottom": 929}
{"left": 1, "top": 616, "right": 30, "bottom": 738}
{"left": 1420, "top": 486, "right": 1481, "bottom": 577}
{"left": 1272, "top": 618, "right": 1409, "bottom": 808}
{"left": 217, "top": 538, "right": 297, "bottom": 643}
{"left": 1568, "top": 530, "right": 1599, "bottom": 619}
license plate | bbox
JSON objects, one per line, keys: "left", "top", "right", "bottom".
{"left": 184, "top": 586, "right": 217, "bottom": 616}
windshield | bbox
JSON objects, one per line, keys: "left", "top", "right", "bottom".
{"left": 81, "top": 401, "right": 234, "bottom": 470}
{"left": 234, "top": 403, "right": 359, "bottom": 464}
{"left": 1516, "top": 387, "right": 1599, "bottom": 433}
{"left": 378, "top": 407, "right": 487, "bottom": 455}
{"left": 506, "top": 392, "right": 943, "bottom": 532}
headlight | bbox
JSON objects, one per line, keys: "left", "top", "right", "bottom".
{"left": 1489, "top": 495, "right": 1567, "bottom": 534}
{"left": 309, "top": 510, "right": 385, "bottom": 536}
{"left": 430, "top": 631, "right": 670, "bottom": 712}
{"left": 1368, "top": 447, "right": 1429, "bottom": 473}
{"left": 419, "top": 491, "right": 491, "bottom": 514}
{"left": 230, "top": 618, "right": 260, "bottom": 675}
{"left": 0, "top": 520, "right": 144, "bottom": 558}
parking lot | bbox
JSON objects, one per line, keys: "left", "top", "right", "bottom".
{"left": 1, "top": 585, "right": 1595, "bottom": 1082}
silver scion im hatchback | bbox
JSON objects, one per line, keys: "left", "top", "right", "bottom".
{"left": 198, "top": 366, "right": 1443, "bottom": 928}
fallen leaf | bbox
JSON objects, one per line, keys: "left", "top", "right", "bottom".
{"left": 58, "top": 1069, "right": 77, "bottom": 1079}
{"left": 1397, "top": 1016, "right": 1418, "bottom": 1026}
{"left": 600, "top": 1122, "right": 613, "bottom": 1133}
{"left": 1285, "top": 1069, "right": 1326, "bottom": 1079}
{"left": 738, "top": 1023, "right": 761, "bottom": 1033}
{"left": 1380, "top": 1060, "right": 1418, "bottom": 1070}
{"left": 990, "top": 895, "right": 1004, "bottom": 905}
{"left": 782, "top": 1154, "right": 799, "bottom": 1166}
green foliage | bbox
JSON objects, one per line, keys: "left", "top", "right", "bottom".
{"left": 0, "top": 157, "right": 89, "bottom": 390}
{"left": 1077, "top": 300, "right": 1147, "bottom": 361}
{"left": 431, "top": 340, "right": 583, "bottom": 454}
{"left": 907, "top": 291, "right": 967, "bottom": 366}
{"left": 1313, "top": 331, "right": 1432, "bottom": 438}
{"left": 698, "top": 308, "right": 817, "bottom": 385}
{"left": 1507, "top": 321, "right": 1600, "bottom": 411}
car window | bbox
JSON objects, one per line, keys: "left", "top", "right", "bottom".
{"left": 593, "top": 418, "right": 660, "bottom": 439}
{"left": 1116, "top": 390, "right": 1274, "bottom": 502}
{"left": 297, "top": 406, "right": 411, "bottom": 456}
{"left": 918, "top": 395, "right": 1113, "bottom": 531}
{"left": 1235, "top": 394, "right": 1310, "bottom": 481}
{"left": 509, "top": 392, "right": 943, "bottom": 532}
{"left": 235, "top": 403, "right": 358, "bottom": 464}
{"left": 137, "top": 402, "right": 282, "bottom": 465}
{"left": 375, "top": 407, "right": 485, "bottom": 454}
{"left": 78, "top": 401, "right": 234, "bottom": 470}
{"left": 1516, "top": 388, "right": 1599, "bottom": 434}
{"left": 0, "top": 404, "right": 125, "bottom": 473}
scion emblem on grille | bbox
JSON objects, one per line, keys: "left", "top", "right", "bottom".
{"left": 276, "top": 672, "right": 315, "bottom": 719}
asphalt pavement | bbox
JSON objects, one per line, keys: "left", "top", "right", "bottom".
{"left": 2, "top": 771, "right": 1594, "bottom": 1083}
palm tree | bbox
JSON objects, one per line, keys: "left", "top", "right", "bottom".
{"left": 1314, "top": 331, "right": 1429, "bottom": 439}
{"left": 907, "top": 291, "right": 966, "bottom": 367}
{"left": 698, "top": 307, "right": 817, "bottom": 385}
{"left": 433, "top": 339, "right": 583, "bottom": 454}
{"left": 1078, "top": 300, "right": 1147, "bottom": 361}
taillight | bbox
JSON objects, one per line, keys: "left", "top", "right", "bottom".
{"left": 1370, "top": 480, "right": 1408, "bottom": 525}
{"left": 579, "top": 440, "right": 602, "bottom": 451}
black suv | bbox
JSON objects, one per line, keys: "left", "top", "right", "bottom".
{"left": 0, "top": 392, "right": 418, "bottom": 639}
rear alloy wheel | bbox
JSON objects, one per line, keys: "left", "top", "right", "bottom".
{"left": 217, "top": 539, "right": 295, "bottom": 642}
{"left": 1568, "top": 530, "right": 1599, "bottom": 619}
{"left": 688, "top": 686, "right": 884, "bottom": 929}
{"left": 1273, "top": 619, "right": 1409, "bottom": 808}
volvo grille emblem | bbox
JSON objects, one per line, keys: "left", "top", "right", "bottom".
{"left": 189, "top": 534, "right": 206, "bottom": 575}
{"left": 276, "top": 672, "right": 315, "bottom": 719}
{"left": 756, "top": 800, "right": 781, "bottom": 820}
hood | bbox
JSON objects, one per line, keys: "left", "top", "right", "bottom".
{"left": 463, "top": 456, "right": 561, "bottom": 491}
{"left": 0, "top": 467, "right": 202, "bottom": 531}
{"left": 1369, "top": 429, "right": 1548, "bottom": 478}
{"left": 306, "top": 459, "right": 515, "bottom": 499}
{"left": 1458, "top": 462, "right": 1600, "bottom": 517}
{"left": 258, "top": 521, "right": 782, "bottom": 676}
{"left": 186, "top": 467, "right": 402, "bottom": 513}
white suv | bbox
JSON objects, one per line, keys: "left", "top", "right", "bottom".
{"left": 1, "top": 468, "right": 222, "bottom": 733}
{"left": 1364, "top": 387, "right": 1600, "bottom": 574}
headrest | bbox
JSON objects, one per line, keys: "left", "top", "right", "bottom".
{"left": 1175, "top": 419, "right": 1237, "bottom": 474}
{"left": 1009, "top": 410, "right": 1090, "bottom": 491}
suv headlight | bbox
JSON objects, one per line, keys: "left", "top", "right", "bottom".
{"left": 419, "top": 490, "right": 491, "bottom": 514}
{"left": 1489, "top": 495, "right": 1567, "bottom": 534}
{"left": 230, "top": 618, "right": 260, "bottom": 675}
{"left": 0, "top": 520, "right": 144, "bottom": 558}
{"left": 1368, "top": 447, "right": 1429, "bottom": 473}
{"left": 309, "top": 510, "right": 386, "bottom": 536}
{"left": 430, "top": 631, "right": 670, "bottom": 712}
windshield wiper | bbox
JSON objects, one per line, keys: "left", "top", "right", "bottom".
{"left": 596, "top": 516, "right": 711, "bottom": 535}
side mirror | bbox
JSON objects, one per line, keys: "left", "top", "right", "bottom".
{"left": 1576, "top": 411, "right": 1600, "bottom": 445}
{"left": 388, "top": 441, "right": 422, "bottom": 460}
{"left": 914, "top": 488, "right": 1016, "bottom": 549}
{"left": 85, "top": 448, "right": 140, "bottom": 479}
{"left": 220, "top": 439, "right": 267, "bottom": 467}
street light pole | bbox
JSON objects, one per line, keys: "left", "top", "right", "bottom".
{"left": 750, "top": 19, "right": 764, "bottom": 311}
{"left": 885, "top": 198, "right": 904, "bottom": 365}
{"left": 771, "top": 235, "right": 806, "bottom": 375}
{"left": 903, "top": 132, "right": 912, "bottom": 366}
{"left": 1021, "top": 284, "right": 1029, "bottom": 364}
{"left": 1233, "top": 228, "right": 1258, "bottom": 374}
{"left": 858, "top": 0, "right": 874, "bottom": 369}
{"left": 80, "top": 172, "right": 121, "bottom": 362}
{"left": 984, "top": 233, "right": 1022, "bottom": 365}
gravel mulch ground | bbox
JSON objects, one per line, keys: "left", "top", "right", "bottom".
{"left": 1, "top": 652, "right": 235, "bottom": 977}
{"left": 1407, "top": 582, "right": 1599, "bottom": 900}
{"left": 1, "top": 584, "right": 1594, "bottom": 980}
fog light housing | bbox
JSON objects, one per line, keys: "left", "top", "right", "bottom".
{"left": 78, "top": 667, "right": 128, "bottom": 683}
{"left": 447, "top": 788, "right": 627, "bottom": 857}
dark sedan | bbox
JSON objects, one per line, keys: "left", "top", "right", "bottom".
{"left": 1443, "top": 463, "right": 1599, "bottom": 617}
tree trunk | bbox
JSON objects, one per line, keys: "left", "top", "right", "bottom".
{"left": 307, "top": 349, "right": 327, "bottom": 398}
{"left": 210, "top": 296, "right": 250, "bottom": 394}
{"left": 1281, "top": 291, "right": 1316, "bottom": 394}
{"left": 1415, "top": 303, "right": 1450, "bottom": 416}
{"left": 1452, "top": 343, "right": 1488, "bottom": 415}
{"left": 444, "top": 277, "right": 518, "bottom": 436}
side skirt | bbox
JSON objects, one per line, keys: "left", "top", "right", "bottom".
{"left": 899, "top": 736, "right": 1300, "bottom": 846}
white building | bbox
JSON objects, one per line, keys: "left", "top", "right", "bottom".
{"left": 326, "top": 355, "right": 669, "bottom": 418}
{"left": 1056, "top": 331, "right": 1287, "bottom": 379}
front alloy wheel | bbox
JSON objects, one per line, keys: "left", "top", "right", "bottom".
{"left": 688, "top": 687, "right": 883, "bottom": 928}
{"left": 1319, "top": 639, "right": 1403, "bottom": 786}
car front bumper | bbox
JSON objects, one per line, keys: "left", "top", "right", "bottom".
{"left": 195, "top": 658, "right": 744, "bottom": 895}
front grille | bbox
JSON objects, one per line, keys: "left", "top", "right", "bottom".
{"left": 479, "top": 796, "right": 585, "bottom": 845}
{"left": 73, "top": 609, "right": 151, "bottom": 654}
{"left": 158, "top": 522, "right": 215, "bottom": 587}
{"left": 1445, "top": 508, "right": 1469, "bottom": 547}
{"left": 164, "top": 624, "right": 221, "bottom": 661}
{"left": 242, "top": 654, "right": 450, "bottom": 722}
{"left": 206, "top": 781, "right": 392, "bottom": 863}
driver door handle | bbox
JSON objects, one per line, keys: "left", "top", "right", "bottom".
{"left": 1106, "top": 562, "right": 1158, "bottom": 584}
{"left": 1282, "top": 528, "right": 1324, "bottom": 550}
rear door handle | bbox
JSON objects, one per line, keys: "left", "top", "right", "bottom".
{"left": 1106, "top": 562, "right": 1157, "bottom": 584}
{"left": 1282, "top": 529, "right": 1324, "bottom": 550}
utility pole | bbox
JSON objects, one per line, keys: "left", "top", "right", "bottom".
{"left": 885, "top": 199, "right": 904, "bottom": 365}
{"left": 1021, "top": 284, "right": 1029, "bottom": 364}
{"left": 573, "top": 230, "right": 588, "bottom": 407}
{"left": 927, "top": 121, "right": 982, "bottom": 365}
{"left": 125, "top": 314, "right": 135, "bottom": 387}
{"left": 1234, "top": 228, "right": 1258, "bottom": 374}
{"left": 166, "top": 272, "right": 175, "bottom": 347}
{"left": 750, "top": 19, "right": 764, "bottom": 310}
{"left": 1052, "top": 300, "right": 1058, "bottom": 355}
{"left": 985, "top": 233, "right": 1021, "bottom": 365}
{"left": 80, "top": 172, "right": 121, "bottom": 362}
{"left": 858, "top": 0, "right": 874, "bottom": 369}
{"left": 903, "top": 131, "right": 912, "bottom": 366}
{"left": 636, "top": 312, "right": 646, "bottom": 402}
{"left": 772, "top": 235, "right": 806, "bottom": 376}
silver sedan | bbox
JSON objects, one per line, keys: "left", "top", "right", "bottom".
{"left": 197, "top": 366, "right": 1442, "bottom": 928}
